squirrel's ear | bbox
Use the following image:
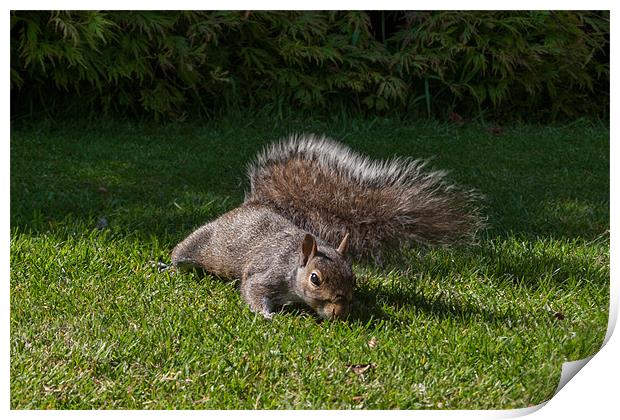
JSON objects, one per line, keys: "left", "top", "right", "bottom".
{"left": 300, "top": 234, "right": 317, "bottom": 266}
{"left": 337, "top": 232, "right": 350, "bottom": 256}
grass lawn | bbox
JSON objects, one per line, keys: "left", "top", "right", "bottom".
{"left": 10, "top": 116, "right": 609, "bottom": 409}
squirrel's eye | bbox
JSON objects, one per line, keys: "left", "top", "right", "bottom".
{"left": 310, "top": 272, "right": 321, "bottom": 286}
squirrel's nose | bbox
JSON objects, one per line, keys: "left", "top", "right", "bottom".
{"left": 331, "top": 303, "right": 350, "bottom": 320}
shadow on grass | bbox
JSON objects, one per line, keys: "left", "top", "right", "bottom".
{"left": 343, "top": 234, "right": 609, "bottom": 326}
{"left": 10, "top": 120, "right": 609, "bottom": 244}
{"left": 350, "top": 285, "right": 513, "bottom": 326}
{"left": 11, "top": 121, "right": 609, "bottom": 314}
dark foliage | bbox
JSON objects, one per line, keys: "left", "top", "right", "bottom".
{"left": 11, "top": 11, "right": 609, "bottom": 121}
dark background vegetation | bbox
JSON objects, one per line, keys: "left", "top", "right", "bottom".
{"left": 11, "top": 10, "right": 609, "bottom": 123}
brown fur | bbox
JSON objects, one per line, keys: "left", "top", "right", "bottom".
{"left": 246, "top": 135, "right": 484, "bottom": 260}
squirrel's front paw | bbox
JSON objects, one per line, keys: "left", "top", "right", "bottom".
{"left": 260, "top": 298, "right": 276, "bottom": 320}
{"left": 244, "top": 295, "right": 276, "bottom": 320}
{"left": 248, "top": 306, "right": 275, "bottom": 320}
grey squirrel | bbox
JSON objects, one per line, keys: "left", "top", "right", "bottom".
{"left": 171, "top": 134, "right": 483, "bottom": 320}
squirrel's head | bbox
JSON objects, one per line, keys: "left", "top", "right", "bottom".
{"left": 296, "top": 233, "right": 355, "bottom": 320}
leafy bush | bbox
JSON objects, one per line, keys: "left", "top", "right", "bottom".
{"left": 10, "top": 11, "right": 609, "bottom": 121}
{"left": 390, "top": 11, "right": 610, "bottom": 121}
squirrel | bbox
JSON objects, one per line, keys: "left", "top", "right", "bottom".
{"left": 171, "top": 134, "right": 483, "bottom": 320}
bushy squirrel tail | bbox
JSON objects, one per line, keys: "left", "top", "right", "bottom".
{"left": 245, "top": 134, "right": 484, "bottom": 260}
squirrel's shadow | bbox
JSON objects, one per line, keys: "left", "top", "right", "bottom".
{"left": 347, "top": 237, "right": 608, "bottom": 327}
{"left": 342, "top": 249, "right": 494, "bottom": 326}
{"left": 348, "top": 281, "right": 512, "bottom": 327}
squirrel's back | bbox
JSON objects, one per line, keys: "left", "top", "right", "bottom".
{"left": 172, "top": 203, "right": 302, "bottom": 278}
{"left": 245, "top": 134, "right": 484, "bottom": 259}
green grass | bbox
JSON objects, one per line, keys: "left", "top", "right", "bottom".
{"left": 10, "top": 116, "right": 609, "bottom": 409}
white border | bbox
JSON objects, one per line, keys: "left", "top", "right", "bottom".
{"left": 4, "top": 2, "right": 616, "bottom": 419}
